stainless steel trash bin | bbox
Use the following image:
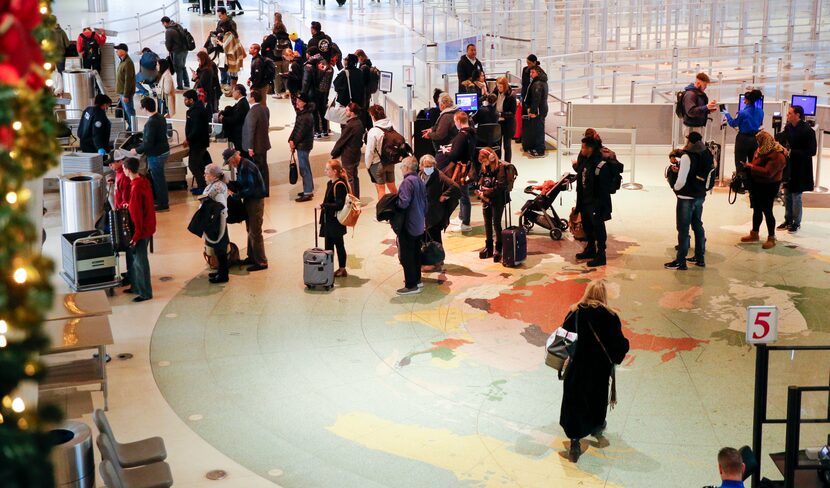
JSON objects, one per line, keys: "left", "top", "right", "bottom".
{"left": 87, "top": 0, "right": 108, "bottom": 12}
{"left": 63, "top": 69, "right": 96, "bottom": 115}
{"left": 50, "top": 421, "right": 95, "bottom": 488}
{"left": 60, "top": 172, "right": 105, "bottom": 234}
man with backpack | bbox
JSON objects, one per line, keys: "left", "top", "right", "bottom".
{"left": 247, "top": 43, "right": 275, "bottom": 108}
{"left": 665, "top": 131, "right": 714, "bottom": 270}
{"left": 678, "top": 72, "right": 718, "bottom": 137}
{"left": 76, "top": 27, "right": 106, "bottom": 73}
{"left": 135, "top": 48, "right": 160, "bottom": 96}
{"left": 573, "top": 137, "right": 616, "bottom": 267}
{"left": 161, "top": 16, "right": 192, "bottom": 90}
{"left": 262, "top": 22, "right": 292, "bottom": 98}
{"left": 365, "top": 105, "right": 402, "bottom": 199}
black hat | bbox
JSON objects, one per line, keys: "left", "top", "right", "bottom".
{"left": 297, "top": 93, "right": 311, "bottom": 103}
{"left": 222, "top": 148, "right": 239, "bottom": 162}
{"left": 114, "top": 43, "right": 128, "bottom": 52}
{"left": 686, "top": 131, "right": 703, "bottom": 143}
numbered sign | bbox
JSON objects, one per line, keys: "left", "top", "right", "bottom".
{"left": 746, "top": 306, "right": 779, "bottom": 344}
{"left": 402, "top": 65, "right": 415, "bottom": 87}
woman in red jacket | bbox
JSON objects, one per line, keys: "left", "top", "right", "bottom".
{"left": 740, "top": 130, "right": 787, "bottom": 249}
{"left": 122, "top": 158, "right": 156, "bottom": 302}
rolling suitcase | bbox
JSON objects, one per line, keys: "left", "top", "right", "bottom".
{"left": 513, "top": 100, "right": 523, "bottom": 141}
{"left": 304, "top": 207, "right": 335, "bottom": 290}
{"left": 521, "top": 114, "right": 535, "bottom": 152}
{"left": 501, "top": 200, "right": 527, "bottom": 267}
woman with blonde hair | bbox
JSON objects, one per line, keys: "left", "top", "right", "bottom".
{"left": 740, "top": 130, "right": 787, "bottom": 249}
{"left": 320, "top": 160, "right": 349, "bottom": 277}
{"left": 475, "top": 146, "right": 508, "bottom": 261}
{"left": 559, "top": 279, "right": 629, "bottom": 462}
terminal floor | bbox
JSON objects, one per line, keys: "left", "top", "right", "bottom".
{"left": 44, "top": 2, "right": 830, "bottom": 487}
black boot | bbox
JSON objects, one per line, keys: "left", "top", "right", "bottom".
{"left": 586, "top": 252, "right": 606, "bottom": 267}
{"left": 575, "top": 243, "right": 597, "bottom": 260}
{"left": 568, "top": 439, "right": 582, "bottom": 462}
{"left": 478, "top": 241, "right": 494, "bottom": 259}
{"left": 493, "top": 242, "right": 502, "bottom": 263}
{"left": 210, "top": 252, "right": 229, "bottom": 283}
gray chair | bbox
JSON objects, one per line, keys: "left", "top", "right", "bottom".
{"left": 97, "top": 436, "right": 174, "bottom": 488}
{"left": 93, "top": 409, "right": 167, "bottom": 468}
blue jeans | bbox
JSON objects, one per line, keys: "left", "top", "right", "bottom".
{"left": 171, "top": 50, "right": 189, "bottom": 88}
{"left": 135, "top": 72, "right": 153, "bottom": 96}
{"left": 120, "top": 95, "right": 135, "bottom": 131}
{"left": 147, "top": 152, "right": 170, "bottom": 208}
{"left": 784, "top": 190, "right": 803, "bottom": 227}
{"left": 131, "top": 238, "right": 152, "bottom": 299}
{"left": 296, "top": 150, "right": 314, "bottom": 195}
{"left": 458, "top": 182, "right": 471, "bottom": 225}
{"left": 675, "top": 197, "right": 706, "bottom": 264}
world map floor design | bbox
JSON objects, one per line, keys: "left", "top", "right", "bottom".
{"left": 151, "top": 188, "right": 830, "bottom": 487}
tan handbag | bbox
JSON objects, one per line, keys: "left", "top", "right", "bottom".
{"left": 334, "top": 180, "right": 361, "bottom": 227}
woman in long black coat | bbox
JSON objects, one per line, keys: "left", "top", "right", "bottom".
{"left": 559, "top": 279, "right": 629, "bottom": 462}
{"left": 419, "top": 155, "right": 461, "bottom": 271}
{"left": 330, "top": 103, "right": 365, "bottom": 199}
{"left": 320, "top": 159, "right": 348, "bottom": 277}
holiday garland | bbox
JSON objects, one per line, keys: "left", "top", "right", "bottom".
{"left": 0, "top": 0, "right": 64, "bottom": 486}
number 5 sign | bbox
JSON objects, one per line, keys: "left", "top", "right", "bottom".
{"left": 746, "top": 306, "right": 779, "bottom": 344}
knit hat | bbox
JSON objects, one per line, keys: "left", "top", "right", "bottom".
{"left": 289, "top": 32, "right": 298, "bottom": 41}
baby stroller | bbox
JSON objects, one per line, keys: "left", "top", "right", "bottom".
{"left": 518, "top": 173, "right": 577, "bottom": 240}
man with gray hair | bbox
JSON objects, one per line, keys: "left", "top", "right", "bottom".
{"left": 421, "top": 92, "right": 458, "bottom": 152}
{"left": 395, "top": 156, "right": 427, "bottom": 295}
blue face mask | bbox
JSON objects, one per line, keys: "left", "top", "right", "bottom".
{"left": 424, "top": 167, "right": 435, "bottom": 175}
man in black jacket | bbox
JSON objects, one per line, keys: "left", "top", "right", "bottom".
{"left": 521, "top": 54, "right": 541, "bottom": 113}
{"left": 183, "top": 90, "right": 211, "bottom": 191}
{"left": 78, "top": 94, "right": 112, "bottom": 155}
{"left": 218, "top": 84, "right": 249, "bottom": 151}
{"left": 132, "top": 97, "right": 171, "bottom": 211}
{"left": 333, "top": 54, "right": 364, "bottom": 107}
{"left": 247, "top": 44, "right": 271, "bottom": 108}
{"left": 308, "top": 22, "right": 335, "bottom": 65}
{"left": 289, "top": 94, "right": 316, "bottom": 201}
{"left": 525, "top": 66, "right": 548, "bottom": 157}
{"left": 680, "top": 72, "right": 718, "bottom": 137}
{"left": 573, "top": 137, "right": 614, "bottom": 267}
{"left": 440, "top": 112, "right": 477, "bottom": 232}
{"left": 161, "top": 16, "right": 189, "bottom": 90}
{"left": 456, "top": 44, "right": 483, "bottom": 93}
{"left": 779, "top": 105, "right": 817, "bottom": 233}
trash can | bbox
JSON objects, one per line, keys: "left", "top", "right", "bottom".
{"left": 50, "top": 421, "right": 95, "bottom": 488}
{"left": 62, "top": 69, "right": 96, "bottom": 115}
{"left": 87, "top": 0, "right": 107, "bottom": 12}
{"left": 60, "top": 172, "right": 105, "bottom": 234}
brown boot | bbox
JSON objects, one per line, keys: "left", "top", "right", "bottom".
{"left": 762, "top": 236, "right": 776, "bottom": 249}
{"left": 740, "top": 230, "right": 760, "bottom": 243}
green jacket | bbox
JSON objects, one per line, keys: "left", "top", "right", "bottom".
{"left": 116, "top": 55, "right": 136, "bottom": 97}
{"left": 51, "top": 26, "right": 71, "bottom": 60}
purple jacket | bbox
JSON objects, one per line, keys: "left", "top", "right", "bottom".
{"left": 396, "top": 172, "right": 427, "bottom": 237}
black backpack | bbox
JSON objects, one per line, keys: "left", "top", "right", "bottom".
{"left": 81, "top": 35, "right": 100, "bottom": 64}
{"left": 368, "top": 66, "right": 381, "bottom": 94}
{"left": 276, "top": 36, "right": 292, "bottom": 54}
{"left": 596, "top": 150, "right": 624, "bottom": 194}
{"left": 378, "top": 127, "right": 410, "bottom": 165}
{"left": 176, "top": 24, "right": 196, "bottom": 51}
{"left": 502, "top": 162, "right": 518, "bottom": 192}
{"left": 675, "top": 91, "right": 687, "bottom": 118}
{"left": 261, "top": 57, "right": 277, "bottom": 84}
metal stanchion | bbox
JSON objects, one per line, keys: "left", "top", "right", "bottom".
{"left": 629, "top": 80, "right": 635, "bottom": 103}
{"left": 555, "top": 126, "right": 563, "bottom": 177}
{"left": 622, "top": 128, "right": 642, "bottom": 190}
{"left": 555, "top": 64, "right": 566, "bottom": 116}
{"left": 815, "top": 129, "right": 828, "bottom": 193}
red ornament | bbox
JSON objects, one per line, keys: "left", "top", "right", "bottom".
{"left": 0, "top": 125, "right": 13, "bottom": 150}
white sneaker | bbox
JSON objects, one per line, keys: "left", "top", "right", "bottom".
{"left": 416, "top": 282, "right": 424, "bottom": 289}
{"left": 459, "top": 224, "right": 473, "bottom": 232}
{"left": 450, "top": 217, "right": 462, "bottom": 226}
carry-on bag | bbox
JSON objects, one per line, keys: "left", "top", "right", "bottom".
{"left": 513, "top": 99, "right": 523, "bottom": 141}
{"left": 520, "top": 114, "right": 535, "bottom": 152}
{"left": 304, "top": 207, "right": 335, "bottom": 290}
{"left": 501, "top": 199, "right": 527, "bottom": 267}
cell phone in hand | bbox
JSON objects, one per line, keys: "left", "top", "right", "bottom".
{"left": 718, "top": 103, "right": 726, "bottom": 112}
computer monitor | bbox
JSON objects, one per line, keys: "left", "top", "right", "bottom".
{"left": 738, "top": 94, "right": 764, "bottom": 112}
{"left": 791, "top": 95, "right": 817, "bottom": 117}
{"left": 455, "top": 92, "right": 478, "bottom": 112}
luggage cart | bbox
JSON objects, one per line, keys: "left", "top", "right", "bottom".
{"left": 60, "top": 231, "right": 121, "bottom": 296}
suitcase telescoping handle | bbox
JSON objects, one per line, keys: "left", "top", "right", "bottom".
{"left": 314, "top": 207, "right": 319, "bottom": 248}
{"left": 503, "top": 190, "right": 512, "bottom": 228}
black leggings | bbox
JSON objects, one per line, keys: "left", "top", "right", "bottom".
{"left": 483, "top": 201, "right": 505, "bottom": 250}
{"left": 425, "top": 225, "right": 443, "bottom": 245}
{"left": 500, "top": 121, "right": 514, "bottom": 162}
{"left": 750, "top": 182, "right": 780, "bottom": 236}
{"left": 325, "top": 235, "right": 347, "bottom": 268}
{"left": 734, "top": 132, "right": 758, "bottom": 167}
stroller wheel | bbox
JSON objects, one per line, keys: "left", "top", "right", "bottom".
{"left": 558, "top": 218, "right": 569, "bottom": 230}
{"left": 520, "top": 215, "right": 534, "bottom": 231}
{"left": 550, "top": 228, "right": 563, "bottom": 240}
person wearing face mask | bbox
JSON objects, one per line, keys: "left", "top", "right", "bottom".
{"left": 330, "top": 102, "right": 365, "bottom": 198}
{"left": 420, "top": 155, "right": 461, "bottom": 272}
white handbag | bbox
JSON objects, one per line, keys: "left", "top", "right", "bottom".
{"left": 324, "top": 70, "right": 352, "bottom": 125}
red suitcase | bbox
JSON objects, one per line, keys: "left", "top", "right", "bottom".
{"left": 514, "top": 100, "right": 523, "bottom": 141}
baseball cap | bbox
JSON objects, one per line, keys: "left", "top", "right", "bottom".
{"left": 112, "top": 149, "right": 129, "bottom": 161}
{"left": 222, "top": 147, "right": 239, "bottom": 162}
{"left": 114, "top": 43, "right": 129, "bottom": 52}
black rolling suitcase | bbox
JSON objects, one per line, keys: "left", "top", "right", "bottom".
{"left": 501, "top": 200, "right": 527, "bottom": 267}
{"left": 521, "top": 115, "right": 535, "bottom": 152}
